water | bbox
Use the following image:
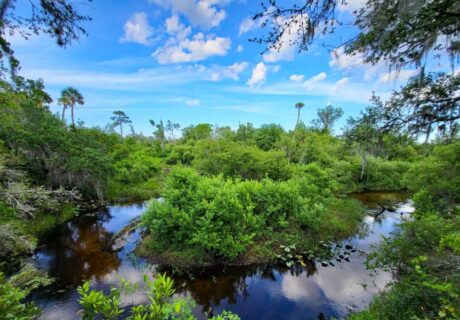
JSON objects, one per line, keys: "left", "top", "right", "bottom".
{"left": 32, "top": 192, "right": 413, "bottom": 320}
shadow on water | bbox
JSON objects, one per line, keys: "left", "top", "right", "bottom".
{"left": 31, "top": 193, "right": 412, "bottom": 320}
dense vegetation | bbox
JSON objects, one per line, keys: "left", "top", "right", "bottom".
{"left": 1, "top": 74, "right": 458, "bottom": 318}
{"left": 0, "top": 0, "right": 459, "bottom": 318}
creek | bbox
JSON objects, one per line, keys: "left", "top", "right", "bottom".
{"left": 31, "top": 192, "right": 413, "bottom": 320}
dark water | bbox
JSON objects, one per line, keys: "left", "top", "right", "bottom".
{"left": 32, "top": 193, "right": 413, "bottom": 320}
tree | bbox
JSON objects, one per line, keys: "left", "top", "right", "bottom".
{"left": 58, "top": 92, "right": 70, "bottom": 122}
{"left": 253, "top": 0, "right": 460, "bottom": 70}
{"left": 60, "top": 87, "right": 84, "bottom": 127}
{"left": 0, "top": 0, "right": 92, "bottom": 78}
{"left": 344, "top": 98, "right": 387, "bottom": 180}
{"left": 254, "top": 123, "right": 285, "bottom": 151}
{"left": 165, "top": 120, "right": 180, "bottom": 140}
{"left": 235, "top": 122, "right": 255, "bottom": 143}
{"left": 182, "top": 124, "right": 212, "bottom": 141}
{"left": 110, "top": 111, "right": 132, "bottom": 138}
{"left": 380, "top": 72, "right": 459, "bottom": 142}
{"left": 295, "top": 102, "right": 305, "bottom": 129}
{"left": 149, "top": 119, "right": 166, "bottom": 152}
{"left": 312, "top": 105, "right": 344, "bottom": 133}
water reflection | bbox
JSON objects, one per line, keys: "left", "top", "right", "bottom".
{"left": 37, "top": 215, "right": 120, "bottom": 288}
{"left": 33, "top": 194, "right": 410, "bottom": 320}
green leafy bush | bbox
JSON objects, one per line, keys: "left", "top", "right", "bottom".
{"left": 192, "top": 140, "right": 292, "bottom": 180}
{"left": 78, "top": 273, "right": 240, "bottom": 320}
{"left": 142, "top": 166, "right": 363, "bottom": 261}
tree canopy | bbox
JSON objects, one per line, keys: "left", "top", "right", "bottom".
{"left": 0, "top": 0, "right": 92, "bottom": 78}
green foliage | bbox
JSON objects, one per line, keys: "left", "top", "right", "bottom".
{"left": 404, "top": 141, "right": 460, "bottom": 213}
{"left": 353, "top": 141, "right": 460, "bottom": 319}
{"left": 182, "top": 123, "right": 212, "bottom": 141}
{"left": 254, "top": 123, "right": 284, "bottom": 151}
{"left": 78, "top": 273, "right": 238, "bottom": 320}
{"left": 142, "top": 166, "right": 364, "bottom": 262}
{"left": 360, "top": 157, "right": 411, "bottom": 191}
{"left": 192, "top": 140, "right": 292, "bottom": 181}
{"left": 0, "top": 270, "right": 44, "bottom": 320}
{"left": 112, "top": 149, "right": 161, "bottom": 184}
{"left": 209, "top": 311, "right": 241, "bottom": 320}
{"left": 0, "top": 82, "right": 113, "bottom": 200}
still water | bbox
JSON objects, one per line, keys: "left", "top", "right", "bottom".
{"left": 32, "top": 193, "right": 413, "bottom": 320}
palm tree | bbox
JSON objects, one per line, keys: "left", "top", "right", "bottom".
{"left": 295, "top": 102, "right": 305, "bottom": 129}
{"left": 61, "top": 87, "right": 84, "bottom": 127}
{"left": 57, "top": 93, "right": 71, "bottom": 122}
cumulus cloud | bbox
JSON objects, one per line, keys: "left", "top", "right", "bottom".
{"left": 303, "top": 72, "right": 327, "bottom": 89}
{"left": 186, "top": 99, "right": 201, "bottom": 106}
{"left": 239, "top": 17, "right": 257, "bottom": 35}
{"left": 290, "top": 74, "right": 305, "bottom": 82}
{"left": 236, "top": 44, "right": 243, "bottom": 52}
{"left": 153, "top": 32, "right": 231, "bottom": 64}
{"left": 210, "top": 61, "right": 249, "bottom": 81}
{"left": 331, "top": 77, "right": 349, "bottom": 93}
{"left": 120, "top": 13, "right": 154, "bottom": 45}
{"left": 329, "top": 47, "right": 364, "bottom": 70}
{"left": 150, "top": 0, "right": 227, "bottom": 29}
{"left": 247, "top": 62, "right": 267, "bottom": 86}
{"left": 165, "top": 14, "right": 192, "bottom": 40}
{"left": 335, "top": 77, "right": 349, "bottom": 87}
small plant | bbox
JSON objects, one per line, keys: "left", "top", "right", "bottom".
{"left": 0, "top": 272, "right": 40, "bottom": 320}
{"left": 78, "top": 273, "right": 240, "bottom": 320}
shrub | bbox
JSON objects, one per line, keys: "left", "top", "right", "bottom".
{"left": 192, "top": 140, "right": 292, "bottom": 180}
{"left": 142, "top": 167, "right": 364, "bottom": 260}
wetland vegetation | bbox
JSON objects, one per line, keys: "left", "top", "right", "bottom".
{"left": 0, "top": 0, "right": 459, "bottom": 319}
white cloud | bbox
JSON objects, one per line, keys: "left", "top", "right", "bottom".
{"left": 329, "top": 47, "right": 364, "bottom": 70}
{"left": 153, "top": 32, "right": 231, "bottom": 64}
{"left": 239, "top": 17, "right": 256, "bottom": 35}
{"left": 209, "top": 61, "right": 249, "bottom": 81}
{"left": 309, "top": 72, "right": 327, "bottom": 82}
{"left": 263, "top": 15, "right": 307, "bottom": 62}
{"left": 247, "top": 62, "right": 267, "bottom": 87}
{"left": 186, "top": 99, "right": 201, "bottom": 106}
{"left": 165, "top": 14, "right": 192, "bottom": 40}
{"left": 150, "top": 0, "right": 227, "bottom": 29}
{"left": 236, "top": 44, "right": 243, "bottom": 52}
{"left": 290, "top": 74, "right": 305, "bottom": 82}
{"left": 304, "top": 72, "right": 327, "bottom": 89}
{"left": 20, "top": 67, "right": 201, "bottom": 91}
{"left": 120, "top": 13, "right": 154, "bottom": 45}
{"left": 378, "top": 69, "right": 417, "bottom": 83}
{"left": 336, "top": 77, "right": 349, "bottom": 86}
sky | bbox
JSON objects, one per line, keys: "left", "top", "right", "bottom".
{"left": 9, "top": 0, "right": 438, "bottom": 135}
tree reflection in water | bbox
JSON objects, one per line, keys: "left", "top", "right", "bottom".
{"left": 37, "top": 213, "right": 121, "bottom": 290}
{"left": 169, "top": 260, "right": 317, "bottom": 314}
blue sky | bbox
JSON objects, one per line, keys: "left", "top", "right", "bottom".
{"left": 10, "top": 0, "right": 433, "bottom": 135}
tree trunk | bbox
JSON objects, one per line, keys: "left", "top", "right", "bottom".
{"left": 424, "top": 123, "right": 432, "bottom": 143}
{"left": 71, "top": 105, "right": 75, "bottom": 127}
{"left": 61, "top": 106, "right": 66, "bottom": 122}
{"left": 120, "top": 123, "right": 123, "bottom": 138}
{"left": 360, "top": 151, "right": 367, "bottom": 181}
{"left": 296, "top": 108, "right": 301, "bottom": 128}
